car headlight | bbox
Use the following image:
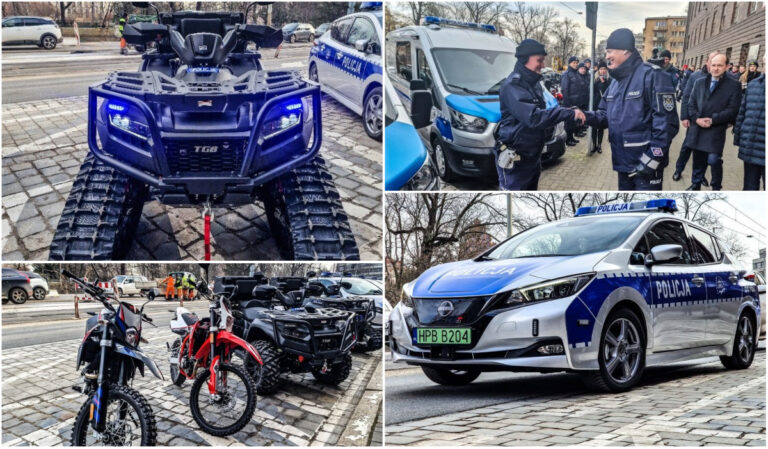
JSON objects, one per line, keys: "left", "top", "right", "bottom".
{"left": 260, "top": 100, "right": 303, "bottom": 140}
{"left": 125, "top": 328, "right": 139, "bottom": 347}
{"left": 506, "top": 274, "right": 594, "bottom": 306}
{"left": 403, "top": 155, "right": 438, "bottom": 191}
{"left": 106, "top": 102, "right": 152, "bottom": 143}
{"left": 449, "top": 107, "right": 487, "bottom": 133}
{"left": 401, "top": 281, "right": 415, "bottom": 308}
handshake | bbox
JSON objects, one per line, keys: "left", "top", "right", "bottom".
{"left": 571, "top": 108, "right": 586, "bottom": 125}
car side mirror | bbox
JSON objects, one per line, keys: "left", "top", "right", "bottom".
{"left": 341, "top": 281, "right": 353, "bottom": 290}
{"left": 645, "top": 244, "right": 683, "bottom": 267}
{"left": 409, "top": 79, "right": 433, "bottom": 129}
{"left": 355, "top": 39, "right": 369, "bottom": 52}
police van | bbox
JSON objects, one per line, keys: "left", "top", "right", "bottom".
{"left": 386, "top": 17, "right": 566, "bottom": 183}
{"left": 308, "top": 3, "right": 383, "bottom": 140}
{"left": 384, "top": 74, "right": 439, "bottom": 190}
{"left": 389, "top": 199, "right": 760, "bottom": 392}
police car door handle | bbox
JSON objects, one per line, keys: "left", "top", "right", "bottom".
{"left": 691, "top": 276, "right": 705, "bottom": 286}
{"left": 728, "top": 274, "right": 739, "bottom": 283}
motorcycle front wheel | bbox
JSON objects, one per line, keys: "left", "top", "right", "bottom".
{"left": 71, "top": 384, "right": 157, "bottom": 446}
{"left": 189, "top": 363, "right": 256, "bottom": 436}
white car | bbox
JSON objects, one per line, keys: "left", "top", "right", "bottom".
{"left": 390, "top": 199, "right": 760, "bottom": 392}
{"left": 746, "top": 272, "right": 766, "bottom": 336}
{"left": 24, "top": 272, "right": 50, "bottom": 300}
{"left": 308, "top": 4, "right": 383, "bottom": 139}
{"left": 112, "top": 275, "right": 156, "bottom": 297}
{"left": 2, "top": 16, "right": 63, "bottom": 50}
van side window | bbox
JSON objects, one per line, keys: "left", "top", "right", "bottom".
{"left": 395, "top": 41, "right": 412, "bottom": 81}
{"left": 644, "top": 221, "right": 695, "bottom": 264}
{"left": 415, "top": 49, "right": 434, "bottom": 90}
{"left": 687, "top": 226, "right": 719, "bottom": 264}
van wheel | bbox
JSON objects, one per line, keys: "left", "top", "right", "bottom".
{"left": 720, "top": 313, "right": 755, "bottom": 369}
{"left": 421, "top": 367, "right": 480, "bottom": 386}
{"left": 580, "top": 308, "right": 645, "bottom": 392}
{"left": 431, "top": 136, "right": 457, "bottom": 182}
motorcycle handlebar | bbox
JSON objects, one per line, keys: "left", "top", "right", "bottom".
{"left": 62, "top": 270, "right": 115, "bottom": 312}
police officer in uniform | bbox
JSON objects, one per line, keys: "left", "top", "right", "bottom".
{"left": 561, "top": 56, "right": 582, "bottom": 145}
{"left": 584, "top": 29, "right": 679, "bottom": 190}
{"left": 496, "top": 39, "right": 586, "bottom": 190}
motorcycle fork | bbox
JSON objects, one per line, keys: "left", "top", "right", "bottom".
{"left": 91, "top": 324, "right": 110, "bottom": 433}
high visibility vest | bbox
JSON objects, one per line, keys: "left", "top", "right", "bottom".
{"left": 119, "top": 17, "right": 126, "bottom": 35}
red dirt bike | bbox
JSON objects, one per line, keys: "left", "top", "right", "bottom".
{"left": 167, "top": 280, "right": 262, "bottom": 436}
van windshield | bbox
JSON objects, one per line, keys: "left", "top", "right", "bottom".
{"left": 432, "top": 48, "right": 516, "bottom": 95}
{"left": 484, "top": 216, "right": 644, "bottom": 260}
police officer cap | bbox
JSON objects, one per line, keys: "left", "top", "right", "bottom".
{"left": 606, "top": 28, "right": 635, "bottom": 51}
{"left": 515, "top": 39, "right": 547, "bottom": 58}
{"left": 659, "top": 49, "right": 672, "bottom": 59}
{"left": 568, "top": 56, "right": 579, "bottom": 64}
{"left": 583, "top": 58, "right": 591, "bottom": 63}
{"left": 749, "top": 59, "right": 759, "bottom": 68}
{"left": 577, "top": 62, "right": 586, "bottom": 69}
{"left": 597, "top": 60, "right": 608, "bottom": 69}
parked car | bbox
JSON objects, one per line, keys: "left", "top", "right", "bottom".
{"left": 745, "top": 272, "right": 766, "bottom": 336}
{"left": 23, "top": 271, "right": 50, "bottom": 300}
{"left": 282, "top": 22, "right": 314, "bottom": 43}
{"left": 314, "top": 22, "right": 331, "bottom": 38}
{"left": 2, "top": 16, "right": 63, "bottom": 50}
{"left": 112, "top": 275, "right": 156, "bottom": 297}
{"left": 2, "top": 268, "right": 33, "bottom": 304}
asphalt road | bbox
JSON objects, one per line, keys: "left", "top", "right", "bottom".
{"left": 1, "top": 299, "right": 212, "bottom": 349}
{"left": 2, "top": 42, "right": 313, "bottom": 104}
{"left": 385, "top": 347, "right": 767, "bottom": 426}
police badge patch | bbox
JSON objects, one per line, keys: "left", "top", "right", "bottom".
{"left": 660, "top": 93, "right": 675, "bottom": 112}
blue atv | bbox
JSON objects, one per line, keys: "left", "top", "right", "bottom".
{"left": 50, "top": 2, "right": 359, "bottom": 261}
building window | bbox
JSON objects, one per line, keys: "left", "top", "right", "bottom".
{"left": 731, "top": 3, "right": 738, "bottom": 24}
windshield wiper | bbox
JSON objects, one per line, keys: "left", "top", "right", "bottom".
{"left": 446, "top": 83, "right": 484, "bottom": 95}
{"left": 484, "top": 77, "right": 507, "bottom": 94}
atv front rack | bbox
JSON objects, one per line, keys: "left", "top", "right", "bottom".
{"left": 87, "top": 73, "right": 323, "bottom": 203}
{"left": 269, "top": 308, "right": 356, "bottom": 358}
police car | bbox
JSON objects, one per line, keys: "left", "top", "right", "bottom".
{"left": 389, "top": 199, "right": 760, "bottom": 392}
{"left": 385, "top": 74, "right": 439, "bottom": 190}
{"left": 386, "top": 17, "right": 566, "bottom": 183}
{"left": 308, "top": 3, "right": 383, "bottom": 140}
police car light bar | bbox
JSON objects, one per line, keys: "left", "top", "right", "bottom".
{"left": 575, "top": 199, "right": 678, "bottom": 217}
{"left": 422, "top": 16, "right": 497, "bottom": 33}
{"left": 359, "top": 2, "right": 382, "bottom": 11}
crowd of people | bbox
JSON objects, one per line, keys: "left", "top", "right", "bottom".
{"left": 495, "top": 28, "right": 764, "bottom": 191}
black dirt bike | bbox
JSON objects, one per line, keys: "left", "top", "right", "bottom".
{"left": 64, "top": 270, "right": 163, "bottom": 446}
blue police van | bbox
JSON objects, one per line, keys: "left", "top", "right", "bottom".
{"left": 386, "top": 17, "right": 566, "bottom": 183}
{"left": 389, "top": 199, "right": 760, "bottom": 392}
{"left": 308, "top": 3, "right": 383, "bottom": 140}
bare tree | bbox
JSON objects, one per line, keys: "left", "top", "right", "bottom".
{"left": 59, "top": 2, "right": 74, "bottom": 24}
{"left": 551, "top": 17, "right": 586, "bottom": 67}
{"left": 505, "top": 2, "right": 559, "bottom": 45}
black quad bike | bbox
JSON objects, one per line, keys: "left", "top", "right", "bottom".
{"left": 63, "top": 270, "right": 163, "bottom": 446}
{"left": 50, "top": 2, "right": 358, "bottom": 261}
{"left": 214, "top": 274, "right": 357, "bottom": 395}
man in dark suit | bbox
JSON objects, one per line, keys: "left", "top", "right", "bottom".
{"left": 686, "top": 52, "right": 743, "bottom": 190}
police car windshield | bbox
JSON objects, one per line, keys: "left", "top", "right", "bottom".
{"left": 432, "top": 48, "right": 516, "bottom": 95}
{"left": 484, "top": 216, "right": 644, "bottom": 260}
{"left": 342, "top": 278, "right": 382, "bottom": 295}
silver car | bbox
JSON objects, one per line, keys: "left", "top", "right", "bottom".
{"left": 389, "top": 199, "right": 760, "bottom": 392}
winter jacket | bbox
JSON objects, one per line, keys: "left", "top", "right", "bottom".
{"left": 561, "top": 67, "right": 588, "bottom": 108}
{"left": 733, "top": 74, "right": 765, "bottom": 166}
{"left": 687, "top": 74, "right": 742, "bottom": 154}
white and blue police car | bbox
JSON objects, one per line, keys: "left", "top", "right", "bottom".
{"left": 384, "top": 74, "right": 439, "bottom": 190}
{"left": 308, "top": 3, "right": 383, "bottom": 140}
{"left": 386, "top": 16, "right": 566, "bottom": 183}
{"left": 389, "top": 199, "right": 760, "bottom": 392}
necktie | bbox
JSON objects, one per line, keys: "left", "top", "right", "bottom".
{"left": 710, "top": 79, "right": 718, "bottom": 93}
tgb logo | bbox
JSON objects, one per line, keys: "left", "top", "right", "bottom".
{"left": 194, "top": 145, "right": 219, "bottom": 153}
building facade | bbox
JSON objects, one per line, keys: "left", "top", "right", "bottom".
{"left": 682, "top": 2, "right": 765, "bottom": 69}
{"left": 642, "top": 16, "right": 687, "bottom": 65}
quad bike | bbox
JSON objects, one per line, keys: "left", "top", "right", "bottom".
{"left": 50, "top": 2, "right": 359, "bottom": 261}
{"left": 167, "top": 279, "right": 260, "bottom": 436}
{"left": 214, "top": 274, "right": 357, "bottom": 395}
{"left": 63, "top": 270, "right": 163, "bottom": 446}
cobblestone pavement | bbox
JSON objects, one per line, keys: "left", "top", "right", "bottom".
{"left": 385, "top": 351, "right": 765, "bottom": 446}
{"left": 2, "top": 47, "right": 382, "bottom": 261}
{"left": 1, "top": 326, "right": 382, "bottom": 446}
{"left": 443, "top": 104, "right": 746, "bottom": 191}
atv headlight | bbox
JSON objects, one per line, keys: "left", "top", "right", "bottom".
{"left": 403, "top": 155, "right": 437, "bottom": 191}
{"left": 107, "top": 102, "right": 152, "bottom": 143}
{"left": 260, "top": 100, "right": 303, "bottom": 140}
{"left": 276, "top": 321, "right": 310, "bottom": 339}
{"left": 507, "top": 274, "right": 594, "bottom": 306}
{"left": 335, "top": 320, "right": 347, "bottom": 331}
{"left": 449, "top": 107, "right": 487, "bottom": 133}
{"left": 401, "top": 281, "right": 415, "bottom": 308}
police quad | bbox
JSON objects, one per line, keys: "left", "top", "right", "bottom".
{"left": 389, "top": 198, "right": 760, "bottom": 393}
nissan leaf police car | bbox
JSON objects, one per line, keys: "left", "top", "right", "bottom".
{"left": 389, "top": 199, "right": 760, "bottom": 392}
{"left": 308, "top": 3, "right": 383, "bottom": 140}
{"left": 386, "top": 17, "right": 566, "bottom": 184}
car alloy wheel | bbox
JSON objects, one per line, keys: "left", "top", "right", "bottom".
{"left": 42, "top": 35, "right": 56, "bottom": 49}
{"left": 602, "top": 317, "right": 642, "bottom": 384}
{"left": 309, "top": 64, "right": 318, "bottom": 82}
{"left": 737, "top": 315, "right": 754, "bottom": 363}
{"left": 33, "top": 288, "right": 46, "bottom": 300}
{"left": 364, "top": 92, "right": 382, "bottom": 137}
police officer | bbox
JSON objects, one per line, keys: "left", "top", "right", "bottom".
{"left": 496, "top": 39, "right": 586, "bottom": 190}
{"left": 657, "top": 49, "right": 681, "bottom": 91}
{"left": 561, "top": 56, "right": 582, "bottom": 145}
{"left": 583, "top": 28, "right": 679, "bottom": 190}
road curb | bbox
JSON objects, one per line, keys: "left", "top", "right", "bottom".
{"left": 337, "top": 356, "right": 383, "bottom": 446}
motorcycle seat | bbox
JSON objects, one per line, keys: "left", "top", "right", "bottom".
{"left": 181, "top": 312, "right": 198, "bottom": 326}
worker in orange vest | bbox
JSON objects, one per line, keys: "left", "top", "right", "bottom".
{"left": 159, "top": 275, "right": 175, "bottom": 300}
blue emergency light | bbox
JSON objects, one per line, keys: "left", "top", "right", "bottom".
{"left": 422, "top": 16, "right": 497, "bottom": 33}
{"left": 575, "top": 199, "right": 678, "bottom": 217}
{"left": 360, "top": 2, "right": 382, "bottom": 11}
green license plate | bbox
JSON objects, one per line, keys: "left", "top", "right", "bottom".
{"left": 414, "top": 328, "right": 471, "bottom": 345}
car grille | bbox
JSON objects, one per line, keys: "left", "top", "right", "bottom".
{"left": 164, "top": 139, "right": 246, "bottom": 175}
{"left": 412, "top": 296, "right": 494, "bottom": 325}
